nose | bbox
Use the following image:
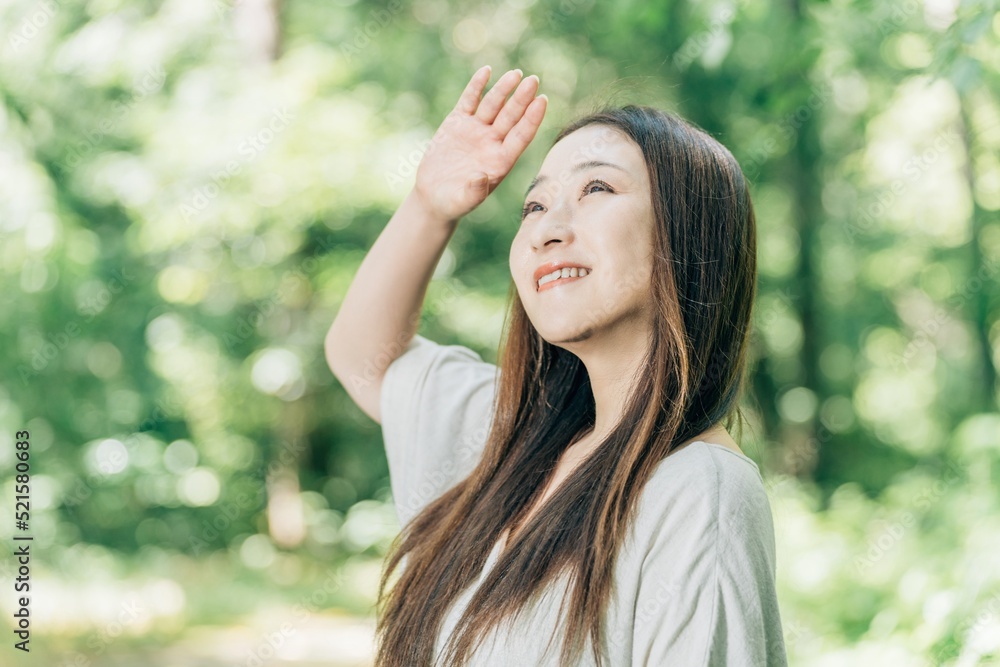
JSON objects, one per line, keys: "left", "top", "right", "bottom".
{"left": 529, "top": 198, "right": 575, "bottom": 250}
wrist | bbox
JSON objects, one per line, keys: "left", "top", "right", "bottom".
{"left": 403, "top": 189, "right": 460, "bottom": 234}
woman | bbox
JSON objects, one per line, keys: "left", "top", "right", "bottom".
{"left": 326, "top": 65, "right": 787, "bottom": 666}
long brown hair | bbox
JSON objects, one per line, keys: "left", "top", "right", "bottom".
{"left": 373, "top": 104, "right": 758, "bottom": 666}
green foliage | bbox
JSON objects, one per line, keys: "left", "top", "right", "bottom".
{"left": 1, "top": 0, "right": 998, "bottom": 663}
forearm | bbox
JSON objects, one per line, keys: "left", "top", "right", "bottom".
{"left": 325, "top": 190, "right": 457, "bottom": 392}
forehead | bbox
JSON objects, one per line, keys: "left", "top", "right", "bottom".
{"left": 538, "top": 124, "right": 644, "bottom": 175}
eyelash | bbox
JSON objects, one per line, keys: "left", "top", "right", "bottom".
{"left": 521, "top": 179, "right": 614, "bottom": 220}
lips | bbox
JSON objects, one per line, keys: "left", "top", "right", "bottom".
{"left": 537, "top": 271, "right": 588, "bottom": 292}
{"left": 533, "top": 260, "right": 591, "bottom": 292}
{"left": 533, "top": 260, "right": 591, "bottom": 284}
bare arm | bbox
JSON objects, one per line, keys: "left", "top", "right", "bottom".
{"left": 325, "top": 65, "right": 547, "bottom": 423}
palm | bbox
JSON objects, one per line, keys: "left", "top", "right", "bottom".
{"left": 414, "top": 67, "right": 547, "bottom": 223}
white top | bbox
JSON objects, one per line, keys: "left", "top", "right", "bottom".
{"left": 379, "top": 334, "right": 788, "bottom": 666}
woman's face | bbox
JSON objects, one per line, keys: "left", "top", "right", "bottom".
{"left": 510, "top": 124, "right": 657, "bottom": 347}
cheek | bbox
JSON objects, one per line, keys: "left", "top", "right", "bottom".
{"left": 508, "top": 233, "right": 522, "bottom": 274}
{"left": 509, "top": 233, "right": 530, "bottom": 290}
{"left": 621, "top": 208, "right": 656, "bottom": 269}
{"left": 600, "top": 232, "right": 653, "bottom": 297}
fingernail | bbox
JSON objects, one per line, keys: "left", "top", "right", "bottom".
{"left": 514, "top": 68, "right": 523, "bottom": 77}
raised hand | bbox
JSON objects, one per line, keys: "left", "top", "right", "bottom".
{"left": 412, "top": 66, "right": 548, "bottom": 225}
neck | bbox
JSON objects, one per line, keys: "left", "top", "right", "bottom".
{"left": 561, "top": 324, "right": 650, "bottom": 454}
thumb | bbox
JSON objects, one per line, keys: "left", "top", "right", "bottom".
{"left": 467, "top": 172, "right": 490, "bottom": 195}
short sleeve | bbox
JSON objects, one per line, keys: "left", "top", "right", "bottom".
{"left": 379, "top": 334, "right": 500, "bottom": 526}
{"left": 631, "top": 445, "right": 788, "bottom": 667}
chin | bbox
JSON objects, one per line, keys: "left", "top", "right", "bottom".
{"left": 532, "top": 317, "right": 596, "bottom": 346}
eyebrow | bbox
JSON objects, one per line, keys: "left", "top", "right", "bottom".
{"left": 523, "top": 160, "right": 628, "bottom": 200}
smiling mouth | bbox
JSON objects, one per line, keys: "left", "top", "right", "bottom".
{"left": 536, "top": 269, "right": 590, "bottom": 292}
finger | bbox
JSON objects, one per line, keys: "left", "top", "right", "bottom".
{"left": 455, "top": 65, "right": 492, "bottom": 115}
{"left": 492, "top": 74, "right": 540, "bottom": 137}
{"left": 501, "top": 94, "right": 547, "bottom": 159}
{"left": 475, "top": 69, "right": 523, "bottom": 125}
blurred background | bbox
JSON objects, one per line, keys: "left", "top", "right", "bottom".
{"left": 1, "top": 0, "right": 998, "bottom": 664}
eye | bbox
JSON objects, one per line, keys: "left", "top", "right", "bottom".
{"left": 521, "top": 201, "right": 543, "bottom": 219}
{"left": 520, "top": 179, "right": 614, "bottom": 220}
{"left": 583, "top": 179, "right": 612, "bottom": 195}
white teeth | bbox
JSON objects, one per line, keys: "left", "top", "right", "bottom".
{"left": 537, "top": 267, "right": 589, "bottom": 288}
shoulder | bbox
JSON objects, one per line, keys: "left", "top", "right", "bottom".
{"left": 384, "top": 333, "right": 491, "bottom": 380}
{"left": 628, "top": 442, "right": 776, "bottom": 571}
{"left": 637, "top": 441, "right": 770, "bottom": 519}
{"left": 616, "top": 442, "right": 787, "bottom": 666}
{"left": 611, "top": 442, "right": 786, "bottom": 666}
{"left": 381, "top": 334, "right": 499, "bottom": 418}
